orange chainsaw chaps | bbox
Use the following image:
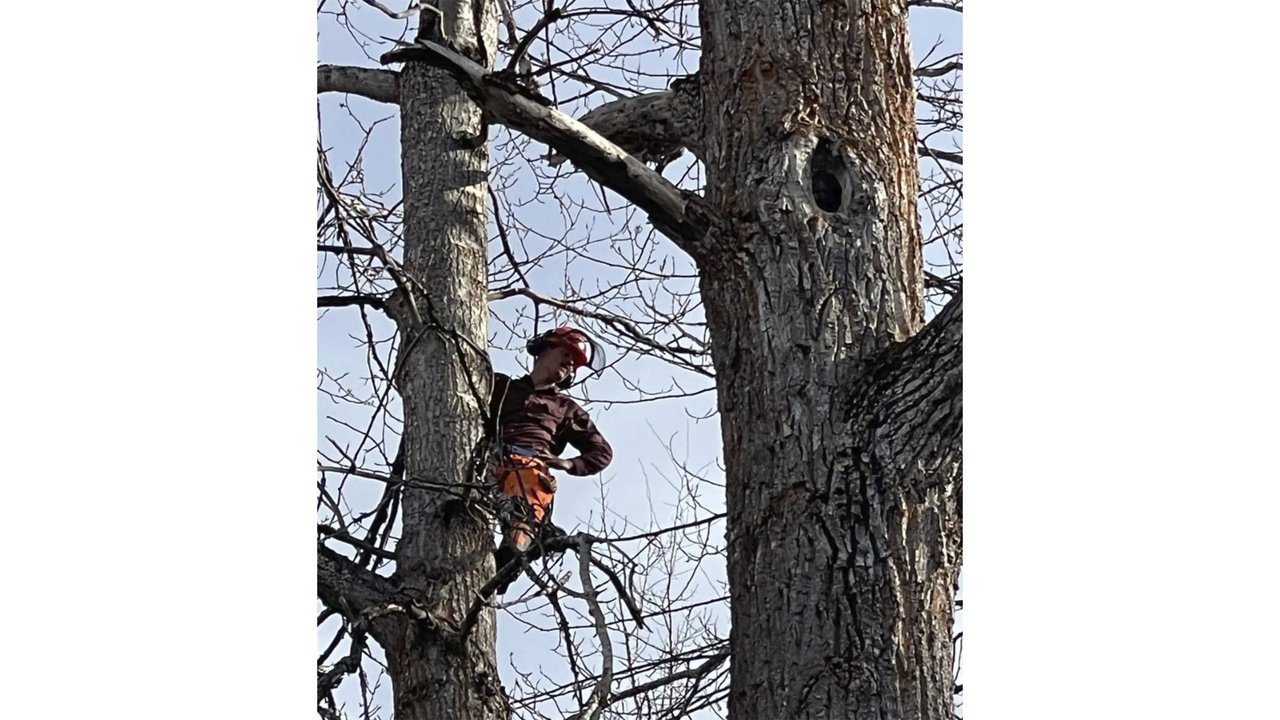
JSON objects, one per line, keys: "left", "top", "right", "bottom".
{"left": 495, "top": 453, "right": 557, "bottom": 549}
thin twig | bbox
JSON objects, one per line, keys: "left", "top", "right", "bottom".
{"left": 506, "top": 7, "right": 564, "bottom": 74}
{"left": 602, "top": 513, "right": 725, "bottom": 544}
{"left": 606, "top": 650, "right": 729, "bottom": 706}
{"left": 588, "top": 555, "right": 646, "bottom": 630}
{"left": 318, "top": 620, "right": 369, "bottom": 699}
{"left": 319, "top": 523, "right": 397, "bottom": 560}
{"left": 362, "top": 0, "right": 432, "bottom": 20}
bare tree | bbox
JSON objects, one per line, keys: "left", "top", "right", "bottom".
{"left": 317, "top": 0, "right": 961, "bottom": 718}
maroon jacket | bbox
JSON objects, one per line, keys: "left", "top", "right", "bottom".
{"left": 488, "top": 373, "right": 613, "bottom": 476}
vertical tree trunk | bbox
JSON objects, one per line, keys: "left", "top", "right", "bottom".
{"left": 386, "top": 3, "right": 505, "bottom": 719}
{"left": 697, "top": 0, "right": 960, "bottom": 717}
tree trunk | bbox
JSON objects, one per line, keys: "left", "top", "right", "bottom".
{"left": 697, "top": 0, "right": 961, "bottom": 717}
{"left": 385, "top": 2, "right": 505, "bottom": 719}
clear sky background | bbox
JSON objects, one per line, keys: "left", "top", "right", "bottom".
{"left": 7, "top": 3, "right": 1280, "bottom": 719}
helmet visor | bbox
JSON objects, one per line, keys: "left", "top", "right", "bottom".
{"left": 558, "top": 331, "right": 605, "bottom": 376}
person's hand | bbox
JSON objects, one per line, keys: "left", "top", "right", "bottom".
{"left": 539, "top": 455, "right": 574, "bottom": 472}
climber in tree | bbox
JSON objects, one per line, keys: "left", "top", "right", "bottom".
{"left": 489, "top": 326, "right": 612, "bottom": 594}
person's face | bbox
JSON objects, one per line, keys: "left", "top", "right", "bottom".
{"left": 533, "top": 343, "right": 577, "bottom": 383}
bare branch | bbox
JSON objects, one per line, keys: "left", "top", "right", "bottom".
{"left": 488, "top": 184, "right": 532, "bottom": 290}
{"left": 380, "top": 40, "right": 717, "bottom": 259}
{"left": 919, "top": 144, "right": 962, "bottom": 166}
{"left": 862, "top": 290, "right": 962, "bottom": 491}
{"left": 319, "top": 523, "right": 397, "bottom": 560}
{"left": 318, "top": 620, "right": 368, "bottom": 700}
{"left": 606, "top": 650, "right": 729, "bottom": 707}
{"left": 568, "top": 538, "right": 613, "bottom": 720}
{"left": 362, "top": 0, "right": 435, "bottom": 20}
{"left": 318, "top": 244, "right": 381, "bottom": 257}
{"left": 588, "top": 555, "right": 647, "bottom": 630}
{"left": 318, "top": 294, "right": 388, "bottom": 311}
{"left": 547, "top": 76, "right": 703, "bottom": 167}
{"left": 459, "top": 534, "right": 578, "bottom": 640}
{"left": 506, "top": 7, "right": 563, "bottom": 75}
{"left": 317, "top": 64, "right": 400, "bottom": 104}
{"left": 602, "top": 513, "right": 725, "bottom": 544}
{"left": 488, "top": 286, "right": 713, "bottom": 376}
{"left": 317, "top": 543, "right": 397, "bottom": 618}
{"left": 915, "top": 60, "right": 962, "bottom": 78}
{"left": 909, "top": 0, "right": 963, "bottom": 10}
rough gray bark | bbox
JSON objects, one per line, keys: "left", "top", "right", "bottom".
{"left": 317, "top": 64, "right": 400, "bottom": 104}
{"left": 318, "top": 545, "right": 399, "bottom": 618}
{"left": 316, "top": 2, "right": 507, "bottom": 720}
{"left": 546, "top": 75, "right": 704, "bottom": 167}
{"left": 694, "top": 0, "right": 961, "bottom": 718}
{"left": 383, "top": 2, "right": 505, "bottom": 717}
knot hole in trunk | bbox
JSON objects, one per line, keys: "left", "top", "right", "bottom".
{"left": 809, "top": 138, "right": 857, "bottom": 214}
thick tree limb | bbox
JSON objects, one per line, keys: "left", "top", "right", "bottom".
{"left": 317, "top": 543, "right": 397, "bottom": 618}
{"left": 317, "top": 64, "right": 400, "bottom": 104}
{"left": 380, "top": 41, "right": 716, "bottom": 259}
{"left": 547, "top": 75, "right": 703, "bottom": 167}
{"left": 860, "top": 290, "right": 962, "bottom": 487}
{"left": 362, "top": 0, "right": 428, "bottom": 19}
{"left": 318, "top": 294, "right": 387, "bottom": 311}
{"left": 868, "top": 290, "right": 961, "bottom": 409}
{"left": 317, "top": 244, "right": 381, "bottom": 257}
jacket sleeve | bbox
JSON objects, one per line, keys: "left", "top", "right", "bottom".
{"left": 552, "top": 402, "right": 613, "bottom": 476}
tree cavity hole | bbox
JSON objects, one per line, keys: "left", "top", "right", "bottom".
{"left": 810, "top": 138, "right": 851, "bottom": 214}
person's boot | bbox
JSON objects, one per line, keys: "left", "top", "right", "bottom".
{"left": 492, "top": 549, "right": 518, "bottom": 595}
{"left": 540, "top": 520, "right": 566, "bottom": 542}
{"left": 492, "top": 534, "right": 530, "bottom": 595}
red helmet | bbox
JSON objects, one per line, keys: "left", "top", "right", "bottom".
{"left": 527, "top": 326, "right": 605, "bottom": 380}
